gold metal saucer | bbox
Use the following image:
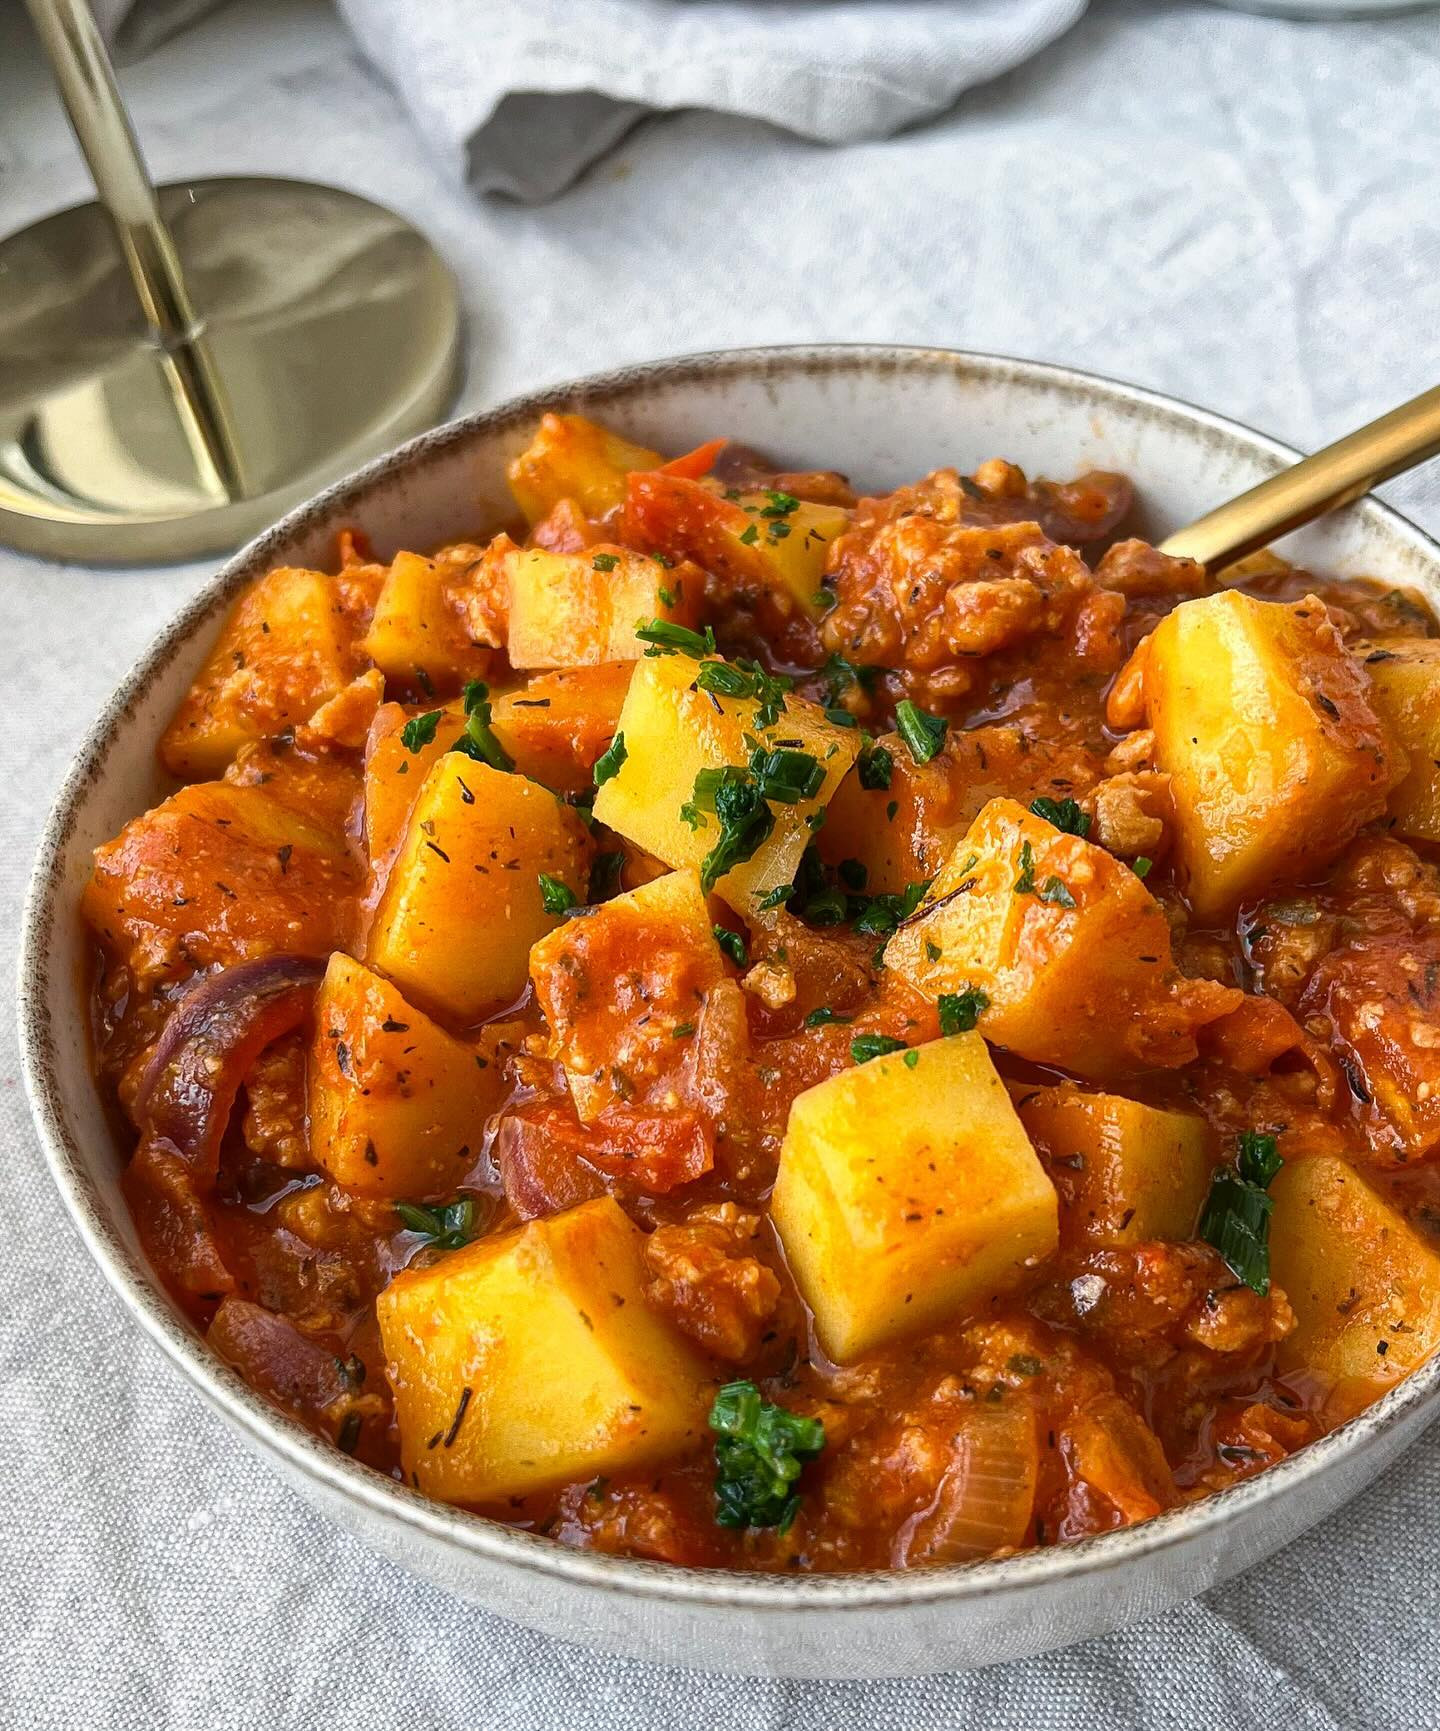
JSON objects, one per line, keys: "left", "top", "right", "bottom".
{"left": 0, "top": 176, "right": 461, "bottom": 564}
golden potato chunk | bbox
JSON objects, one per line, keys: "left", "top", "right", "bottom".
{"left": 160, "top": 567, "right": 367, "bottom": 778}
{"left": 771, "top": 1032, "right": 1058, "bottom": 1362}
{"left": 819, "top": 723, "right": 1103, "bottom": 895}
{"left": 530, "top": 870, "right": 725, "bottom": 1120}
{"left": 1133, "top": 590, "right": 1403, "bottom": 919}
{"left": 488, "top": 664, "right": 631, "bottom": 794}
{"left": 83, "top": 781, "right": 356, "bottom": 986}
{"left": 363, "top": 670, "right": 630, "bottom": 873}
{"left": 1014, "top": 1084, "right": 1211, "bottom": 1250}
{"left": 368, "top": 758, "right": 591, "bottom": 1020}
{"left": 625, "top": 471, "right": 849, "bottom": 620}
{"left": 377, "top": 1196, "right": 710, "bottom": 1501}
{"left": 505, "top": 545, "right": 697, "bottom": 669}
{"left": 1359, "top": 636, "right": 1440, "bottom": 843}
{"left": 309, "top": 954, "right": 504, "bottom": 1197}
{"left": 507, "top": 412, "right": 662, "bottom": 525}
{"left": 360, "top": 550, "right": 495, "bottom": 690}
{"left": 1270, "top": 1154, "right": 1440, "bottom": 1420}
{"left": 592, "top": 654, "right": 860, "bottom": 914}
{"left": 886, "top": 798, "right": 1236, "bottom": 1080}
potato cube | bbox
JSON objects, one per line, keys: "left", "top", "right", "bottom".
{"left": 1270, "top": 1154, "right": 1440, "bottom": 1420}
{"left": 83, "top": 782, "right": 357, "bottom": 986}
{"left": 363, "top": 670, "right": 630, "bottom": 872}
{"left": 591, "top": 654, "right": 860, "bottom": 914}
{"left": 625, "top": 471, "right": 849, "bottom": 619}
{"left": 505, "top": 545, "right": 698, "bottom": 670}
{"left": 489, "top": 664, "right": 632, "bottom": 795}
{"left": 368, "top": 758, "right": 591, "bottom": 1020}
{"left": 361, "top": 701, "right": 452, "bottom": 873}
{"left": 818, "top": 728, "right": 970, "bottom": 895}
{"left": 160, "top": 567, "right": 364, "bottom": 778}
{"left": 819, "top": 723, "right": 1100, "bottom": 895}
{"left": 309, "top": 954, "right": 505, "bottom": 1197}
{"left": 1136, "top": 590, "right": 1403, "bottom": 919}
{"left": 885, "top": 798, "right": 1237, "bottom": 1080}
{"left": 530, "top": 870, "right": 724, "bottom": 1119}
{"left": 360, "top": 550, "right": 495, "bottom": 690}
{"left": 771, "top": 1032, "right": 1058, "bottom": 1362}
{"left": 1014, "top": 1084, "right": 1211, "bottom": 1250}
{"left": 377, "top": 1196, "right": 710, "bottom": 1501}
{"left": 507, "top": 412, "right": 663, "bottom": 525}
{"left": 1358, "top": 636, "right": 1440, "bottom": 843}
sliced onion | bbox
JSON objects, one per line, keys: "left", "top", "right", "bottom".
{"left": 128, "top": 956, "right": 322, "bottom": 1296}
{"left": 896, "top": 1402, "right": 1039, "bottom": 1567}
{"left": 134, "top": 955, "right": 323, "bottom": 1188}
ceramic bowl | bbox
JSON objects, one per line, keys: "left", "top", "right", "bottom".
{"left": 19, "top": 346, "right": 1440, "bottom": 1679}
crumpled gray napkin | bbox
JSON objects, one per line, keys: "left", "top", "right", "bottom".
{"left": 332, "top": 0, "right": 1090, "bottom": 200}
{"left": 97, "top": 0, "right": 1090, "bottom": 200}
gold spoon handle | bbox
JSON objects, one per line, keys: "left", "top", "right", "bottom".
{"left": 1159, "top": 383, "right": 1440, "bottom": 571}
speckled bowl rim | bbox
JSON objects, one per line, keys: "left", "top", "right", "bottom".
{"left": 19, "top": 343, "right": 1440, "bottom": 1614}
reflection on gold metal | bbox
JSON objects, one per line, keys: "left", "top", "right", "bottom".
{"left": 0, "top": 1, "right": 461, "bottom": 564}
{"left": 23, "top": 0, "right": 247, "bottom": 504}
{"left": 1162, "top": 384, "right": 1440, "bottom": 571}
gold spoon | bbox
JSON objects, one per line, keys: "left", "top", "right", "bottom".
{"left": 1159, "top": 384, "right": 1440, "bottom": 571}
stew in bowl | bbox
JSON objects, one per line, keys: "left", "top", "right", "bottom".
{"left": 82, "top": 408, "right": 1440, "bottom": 1574}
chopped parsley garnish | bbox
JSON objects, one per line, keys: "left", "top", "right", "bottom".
{"left": 749, "top": 746, "right": 824, "bottom": 804}
{"left": 636, "top": 618, "right": 717, "bottom": 657}
{"left": 394, "top": 1197, "right": 479, "bottom": 1250}
{"left": 1132, "top": 856, "right": 1153, "bottom": 879}
{"left": 694, "top": 657, "right": 792, "bottom": 728}
{"left": 755, "top": 882, "right": 793, "bottom": 911}
{"left": 759, "top": 489, "right": 801, "bottom": 519}
{"left": 709, "top": 1380, "right": 825, "bottom": 1533}
{"left": 838, "top": 858, "right": 868, "bottom": 891}
{"left": 591, "top": 552, "right": 620, "bottom": 572}
{"left": 823, "top": 706, "right": 859, "bottom": 729}
{"left": 539, "top": 874, "right": 578, "bottom": 914}
{"left": 713, "top": 924, "right": 749, "bottom": 967}
{"left": 806, "top": 1006, "right": 853, "bottom": 1027}
{"left": 851, "top": 1033, "right": 907, "bottom": 1065}
{"left": 695, "top": 659, "right": 757, "bottom": 698}
{"left": 592, "top": 731, "right": 628, "bottom": 787}
{"left": 938, "top": 987, "right": 989, "bottom": 1035}
{"left": 451, "top": 680, "right": 515, "bottom": 773}
{"left": 1037, "top": 876, "right": 1076, "bottom": 908}
{"left": 895, "top": 700, "right": 948, "bottom": 764}
{"left": 856, "top": 744, "right": 894, "bottom": 791}
{"left": 686, "top": 766, "right": 775, "bottom": 892}
{"left": 400, "top": 709, "right": 442, "bottom": 753}
{"left": 1237, "top": 1129, "right": 1283, "bottom": 1187}
{"left": 1199, "top": 1131, "right": 1282, "bottom": 1294}
{"left": 852, "top": 877, "right": 932, "bottom": 938}
{"left": 657, "top": 585, "right": 677, "bottom": 607}
{"left": 1014, "top": 841, "right": 1038, "bottom": 896}
{"left": 738, "top": 523, "right": 760, "bottom": 546}
{"left": 1030, "top": 796, "right": 1091, "bottom": 837}
{"left": 819, "top": 653, "right": 884, "bottom": 706}
{"left": 903, "top": 1050, "right": 920, "bottom": 1069}
{"left": 800, "top": 887, "right": 848, "bottom": 926}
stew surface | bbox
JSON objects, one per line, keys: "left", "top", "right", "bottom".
{"left": 85, "top": 412, "right": 1440, "bottom": 1572}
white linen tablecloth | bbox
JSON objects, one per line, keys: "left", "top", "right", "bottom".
{"left": 2, "top": 1, "right": 1439, "bottom": 1724}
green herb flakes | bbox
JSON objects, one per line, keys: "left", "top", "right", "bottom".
{"left": 709, "top": 1380, "right": 825, "bottom": 1533}
{"left": 401, "top": 710, "right": 442, "bottom": 753}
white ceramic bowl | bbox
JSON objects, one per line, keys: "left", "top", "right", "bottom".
{"left": 19, "top": 346, "right": 1440, "bottom": 1679}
